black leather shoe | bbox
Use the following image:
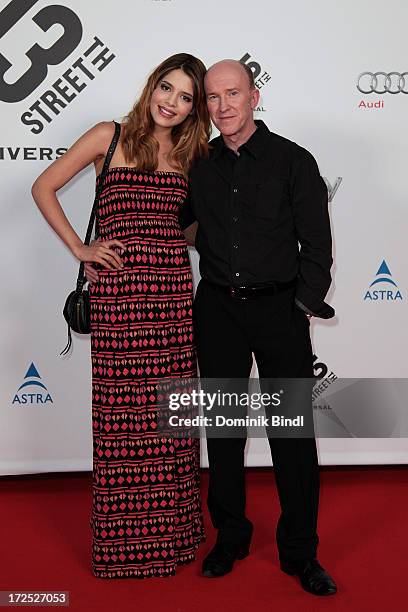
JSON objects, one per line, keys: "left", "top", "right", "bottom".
{"left": 280, "top": 558, "right": 337, "bottom": 595}
{"left": 202, "top": 542, "right": 249, "bottom": 578}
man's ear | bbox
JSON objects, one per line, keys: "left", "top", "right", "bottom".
{"left": 250, "top": 87, "right": 260, "bottom": 109}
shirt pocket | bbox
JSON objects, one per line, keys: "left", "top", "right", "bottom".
{"left": 255, "top": 177, "right": 287, "bottom": 220}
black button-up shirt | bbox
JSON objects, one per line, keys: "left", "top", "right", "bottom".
{"left": 180, "top": 120, "right": 334, "bottom": 317}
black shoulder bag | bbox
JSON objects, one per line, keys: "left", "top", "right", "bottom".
{"left": 60, "top": 121, "right": 121, "bottom": 355}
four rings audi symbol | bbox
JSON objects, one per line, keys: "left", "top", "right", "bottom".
{"left": 357, "top": 72, "right": 408, "bottom": 94}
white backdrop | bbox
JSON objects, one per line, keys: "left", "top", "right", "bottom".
{"left": 1, "top": 0, "right": 407, "bottom": 475}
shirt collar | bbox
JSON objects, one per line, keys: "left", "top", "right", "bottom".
{"left": 210, "top": 120, "right": 270, "bottom": 160}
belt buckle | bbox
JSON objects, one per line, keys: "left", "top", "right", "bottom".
{"left": 231, "top": 286, "right": 247, "bottom": 300}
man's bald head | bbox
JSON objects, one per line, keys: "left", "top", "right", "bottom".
{"left": 206, "top": 59, "right": 255, "bottom": 91}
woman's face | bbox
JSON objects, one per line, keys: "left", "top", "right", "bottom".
{"left": 150, "top": 68, "right": 195, "bottom": 130}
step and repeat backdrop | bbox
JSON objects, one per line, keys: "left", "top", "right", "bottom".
{"left": 1, "top": 0, "right": 407, "bottom": 474}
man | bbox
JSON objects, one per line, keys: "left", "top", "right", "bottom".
{"left": 179, "top": 60, "right": 337, "bottom": 596}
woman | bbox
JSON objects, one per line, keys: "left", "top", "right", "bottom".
{"left": 32, "top": 53, "right": 210, "bottom": 578}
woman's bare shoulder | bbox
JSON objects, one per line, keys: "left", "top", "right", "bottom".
{"left": 87, "top": 121, "right": 119, "bottom": 154}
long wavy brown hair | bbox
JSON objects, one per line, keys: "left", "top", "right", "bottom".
{"left": 122, "top": 53, "right": 210, "bottom": 175}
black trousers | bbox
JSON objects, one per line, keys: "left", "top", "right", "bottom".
{"left": 193, "top": 279, "right": 320, "bottom": 562}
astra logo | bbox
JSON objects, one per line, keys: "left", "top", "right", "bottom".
{"left": 12, "top": 362, "right": 53, "bottom": 405}
{"left": 240, "top": 53, "right": 271, "bottom": 90}
{"left": 364, "top": 260, "right": 403, "bottom": 301}
{"left": 323, "top": 177, "right": 342, "bottom": 202}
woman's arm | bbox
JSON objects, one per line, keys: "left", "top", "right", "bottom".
{"left": 31, "top": 121, "right": 125, "bottom": 269}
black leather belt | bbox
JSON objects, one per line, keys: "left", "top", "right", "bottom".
{"left": 202, "top": 278, "right": 297, "bottom": 300}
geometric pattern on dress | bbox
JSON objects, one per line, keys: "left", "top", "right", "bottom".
{"left": 89, "top": 168, "right": 204, "bottom": 578}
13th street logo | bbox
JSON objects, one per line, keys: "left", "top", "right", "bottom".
{"left": 364, "top": 260, "right": 403, "bottom": 301}
{"left": 0, "top": 0, "right": 116, "bottom": 133}
{"left": 240, "top": 52, "right": 271, "bottom": 90}
{"left": 312, "top": 354, "right": 337, "bottom": 405}
{"left": 12, "top": 362, "right": 53, "bottom": 405}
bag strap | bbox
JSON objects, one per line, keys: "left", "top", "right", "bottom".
{"left": 75, "top": 120, "right": 121, "bottom": 292}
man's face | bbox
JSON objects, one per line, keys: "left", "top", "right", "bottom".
{"left": 205, "top": 63, "right": 259, "bottom": 137}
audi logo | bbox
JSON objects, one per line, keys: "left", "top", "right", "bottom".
{"left": 357, "top": 72, "right": 408, "bottom": 94}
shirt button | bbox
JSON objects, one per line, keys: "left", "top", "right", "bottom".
{"left": 233, "top": 243, "right": 239, "bottom": 249}
{"left": 232, "top": 216, "right": 239, "bottom": 222}
{"left": 235, "top": 272, "right": 240, "bottom": 277}
{"left": 233, "top": 187, "right": 238, "bottom": 193}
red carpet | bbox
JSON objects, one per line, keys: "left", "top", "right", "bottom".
{"left": 1, "top": 467, "right": 407, "bottom": 611}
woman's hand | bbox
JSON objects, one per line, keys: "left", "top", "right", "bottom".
{"left": 74, "top": 239, "right": 126, "bottom": 270}
{"left": 84, "top": 262, "right": 99, "bottom": 283}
